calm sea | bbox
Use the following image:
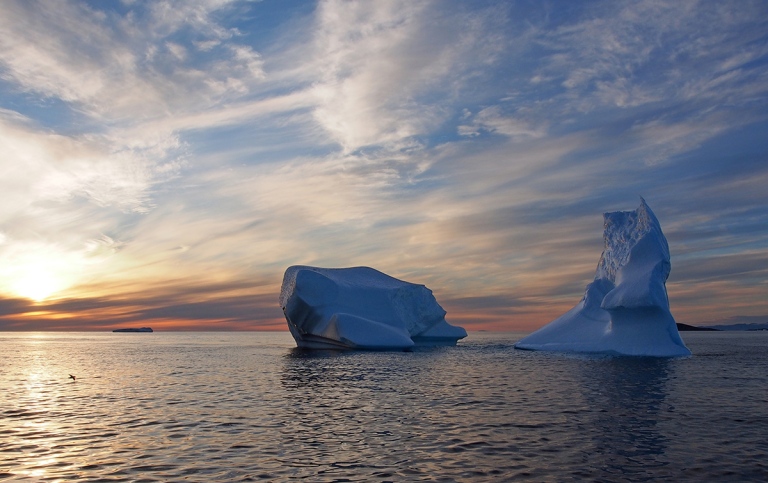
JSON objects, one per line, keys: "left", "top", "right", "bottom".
{"left": 1, "top": 331, "right": 766, "bottom": 482}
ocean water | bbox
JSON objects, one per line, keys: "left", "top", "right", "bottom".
{"left": 1, "top": 331, "right": 766, "bottom": 482}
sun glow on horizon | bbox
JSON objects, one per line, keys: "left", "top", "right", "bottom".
{"left": 12, "top": 273, "right": 62, "bottom": 302}
{"left": 4, "top": 260, "right": 77, "bottom": 302}
{"left": 0, "top": 244, "right": 86, "bottom": 303}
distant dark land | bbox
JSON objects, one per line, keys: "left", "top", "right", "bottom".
{"left": 677, "top": 323, "right": 719, "bottom": 331}
{"left": 677, "top": 322, "right": 768, "bottom": 331}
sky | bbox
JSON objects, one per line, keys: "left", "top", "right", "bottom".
{"left": 1, "top": 0, "right": 767, "bottom": 332}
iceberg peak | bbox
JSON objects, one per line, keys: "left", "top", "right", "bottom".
{"left": 515, "top": 198, "right": 690, "bottom": 357}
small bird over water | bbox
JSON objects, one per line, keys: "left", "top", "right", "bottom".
{"left": 69, "top": 374, "right": 76, "bottom": 381}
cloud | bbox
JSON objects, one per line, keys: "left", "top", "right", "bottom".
{"left": 0, "top": 279, "right": 284, "bottom": 331}
{"left": 458, "top": 106, "right": 547, "bottom": 141}
{"left": 309, "top": 0, "right": 507, "bottom": 151}
{"left": 0, "top": 110, "right": 180, "bottom": 215}
{"left": 532, "top": 1, "right": 768, "bottom": 114}
{"left": 0, "top": 0, "right": 265, "bottom": 121}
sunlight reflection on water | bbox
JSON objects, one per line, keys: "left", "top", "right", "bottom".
{"left": 0, "top": 331, "right": 766, "bottom": 481}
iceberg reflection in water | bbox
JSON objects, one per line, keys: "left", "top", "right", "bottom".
{"left": 576, "top": 357, "right": 672, "bottom": 474}
{"left": 1, "top": 331, "right": 765, "bottom": 481}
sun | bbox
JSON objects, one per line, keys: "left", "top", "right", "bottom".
{"left": 1, "top": 246, "right": 80, "bottom": 303}
{"left": 11, "top": 268, "right": 64, "bottom": 302}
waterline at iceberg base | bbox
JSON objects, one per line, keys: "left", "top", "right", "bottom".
{"left": 279, "top": 265, "right": 467, "bottom": 350}
{"left": 515, "top": 198, "right": 691, "bottom": 357}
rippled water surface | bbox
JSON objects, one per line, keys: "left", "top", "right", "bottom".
{"left": 1, "top": 331, "right": 767, "bottom": 481}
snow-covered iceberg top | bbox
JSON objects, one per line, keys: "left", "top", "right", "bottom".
{"left": 515, "top": 198, "right": 691, "bottom": 357}
{"left": 280, "top": 265, "right": 467, "bottom": 350}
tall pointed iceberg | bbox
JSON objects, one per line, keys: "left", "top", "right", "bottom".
{"left": 280, "top": 266, "right": 467, "bottom": 350}
{"left": 515, "top": 198, "right": 690, "bottom": 356}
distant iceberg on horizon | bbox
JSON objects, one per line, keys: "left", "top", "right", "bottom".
{"left": 279, "top": 265, "right": 467, "bottom": 350}
{"left": 515, "top": 198, "right": 691, "bottom": 357}
{"left": 112, "top": 327, "right": 153, "bottom": 333}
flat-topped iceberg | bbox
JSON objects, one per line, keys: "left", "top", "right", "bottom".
{"left": 515, "top": 198, "right": 690, "bottom": 357}
{"left": 112, "top": 327, "right": 153, "bottom": 333}
{"left": 280, "top": 265, "right": 467, "bottom": 350}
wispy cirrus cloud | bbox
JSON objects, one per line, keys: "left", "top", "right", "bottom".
{"left": 530, "top": 0, "right": 768, "bottom": 115}
{"left": 0, "top": 0, "right": 265, "bottom": 120}
{"left": 309, "top": 0, "right": 508, "bottom": 151}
